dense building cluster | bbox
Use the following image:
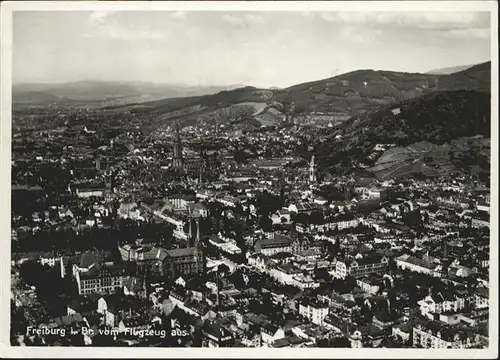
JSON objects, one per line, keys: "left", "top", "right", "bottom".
{"left": 10, "top": 111, "right": 490, "bottom": 348}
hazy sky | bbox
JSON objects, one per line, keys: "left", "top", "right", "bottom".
{"left": 13, "top": 10, "right": 492, "bottom": 88}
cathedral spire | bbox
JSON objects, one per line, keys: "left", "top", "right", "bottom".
{"left": 188, "top": 207, "right": 193, "bottom": 240}
{"left": 172, "top": 120, "right": 184, "bottom": 172}
{"left": 195, "top": 218, "right": 200, "bottom": 243}
{"left": 193, "top": 217, "right": 203, "bottom": 274}
{"left": 309, "top": 154, "right": 317, "bottom": 183}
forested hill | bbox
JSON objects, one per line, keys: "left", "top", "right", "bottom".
{"left": 314, "top": 90, "right": 491, "bottom": 180}
{"left": 342, "top": 90, "right": 490, "bottom": 144}
{"left": 99, "top": 61, "right": 491, "bottom": 129}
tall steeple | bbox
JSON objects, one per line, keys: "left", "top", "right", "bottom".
{"left": 193, "top": 218, "right": 203, "bottom": 274}
{"left": 216, "top": 268, "right": 220, "bottom": 312}
{"left": 172, "top": 120, "right": 184, "bottom": 172}
{"left": 195, "top": 218, "right": 200, "bottom": 244}
{"left": 441, "top": 239, "right": 452, "bottom": 276}
{"left": 309, "top": 155, "right": 317, "bottom": 183}
{"left": 188, "top": 207, "right": 193, "bottom": 240}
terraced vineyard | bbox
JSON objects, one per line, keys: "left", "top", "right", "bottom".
{"left": 369, "top": 140, "right": 486, "bottom": 180}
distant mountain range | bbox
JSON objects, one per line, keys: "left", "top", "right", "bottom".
{"left": 12, "top": 81, "right": 247, "bottom": 106}
{"left": 426, "top": 64, "right": 475, "bottom": 75}
{"left": 12, "top": 61, "right": 491, "bottom": 181}
{"left": 99, "top": 61, "right": 490, "bottom": 129}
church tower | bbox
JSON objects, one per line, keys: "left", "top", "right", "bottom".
{"left": 194, "top": 218, "right": 204, "bottom": 273}
{"left": 172, "top": 120, "right": 184, "bottom": 172}
{"left": 441, "top": 239, "right": 451, "bottom": 276}
{"left": 309, "top": 155, "right": 317, "bottom": 183}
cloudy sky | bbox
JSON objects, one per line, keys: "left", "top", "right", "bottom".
{"left": 13, "top": 10, "right": 492, "bottom": 88}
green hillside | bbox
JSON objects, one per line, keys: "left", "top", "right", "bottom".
{"left": 104, "top": 61, "right": 490, "bottom": 129}
{"left": 314, "top": 89, "right": 491, "bottom": 180}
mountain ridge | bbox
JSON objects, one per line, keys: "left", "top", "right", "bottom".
{"left": 314, "top": 89, "right": 491, "bottom": 180}
{"left": 12, "top": 81, "right": 248, "bottom": 106}
{"left": 98, "top": 61, "right": 490, "bottom": 129}
{"left": 426, "top": 64, "right": 475, "bottom": 75}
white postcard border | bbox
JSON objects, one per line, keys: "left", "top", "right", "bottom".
{"left": 0, "top": 1, "right": 498, "bottom": 358}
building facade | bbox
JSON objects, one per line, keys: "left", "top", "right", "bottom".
{"left": 413, "top": 323, "right": 479, "bottom": 349}
{"left": 74, "top": 265, "right": 129, "bottom": 296}
{"left": 298, "top": 300, "right": 329, "bottom": 326}
{"left": 163, "top": 219, "right": 204, "bottom": 276}
{"left": 335, "top": 255, "right": 389, "bottom": 279}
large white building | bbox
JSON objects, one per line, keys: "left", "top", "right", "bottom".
{"left": 474, "top": 287, "right": 489, "bottom": 310}
{"left": 395, "top": 254, "right": 442, "bottom": 277}
{"left": 40, "top": 255, "right": 60, "bottom": 267}
{"left": 74, "top": 263, "right": 129, "bottom": 296}
{"left": 72, "top": 253, "right": 134, "bottom": 296}
{"left": 298, "top": 299, "right": 329, "bottom": 326}
{"left": 73, "top": 183, "right": 106, "bottom": 198}
{"left": 335, "top": 254, "right": 389, "bottom": 279}
{"left": 268, "top": 263, "right": 320, "bottom": 289}
{"left": 471, "top": 210, "right": 489, "bottom": 228}
{"left": 254, "top": 233, "right": 294, "bottom": 256}
{"left": 356, "top": 278, "right": 381, "bottom": 295}
{"left": 168, "top": 194, "right": 196, "bottom": 210}
{"left": 117, "top": 202, "right": 142, "bottom": 220}
{"left": 330, "top": 214, "right": 360, "bottom": 231}
{"left": 417, "top": 292, "right": 466, "bottom": 320}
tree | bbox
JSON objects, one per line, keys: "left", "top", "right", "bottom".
{"left": 330, "top": 336, "right": 352, "bottom": 348}
{"left": 247, "top": 274, "right": 263, "bottom": 293}
{"left": 279, "top": 187, "right": 285, "bottom": 206}
{"left": 255, "top": 191, "right": 281, "bottom": 216}
{"left": 361, "top": 302, "right": 374, "bottom": 324}
{"left": 234, "top": 203, "right": 245, "bottom": 217}
{"left": 234, "top": 218, "right": 247, "bottom": 262}
{"left": 19, "top": 260, "right": 45, "bottom": 287}
{"left": 314, "top": 266, "right": 331, "bottom": 281}
{"left": 217, "top": 263, "right": 230, "bottom": 277}
{"left": 228, "top": 270, "right": 246, "bottom": 289}
{"left": 317, "top": 338, "right": 329, "bottom": 347}
{"left": 310, "top": 211, "right": 324, "bottom": 224}
{"left": 259, "top": 214, "right": 273, "bottom": 232}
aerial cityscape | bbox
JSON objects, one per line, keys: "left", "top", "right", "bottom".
{"left": 8, "top": 8, "right": 493, "bottom": 350}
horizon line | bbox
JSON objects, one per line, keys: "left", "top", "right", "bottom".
{"left": 11, "top": 59, "right": 491, "bottom": 90}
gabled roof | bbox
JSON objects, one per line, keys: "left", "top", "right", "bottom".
{"left": 75, "top": 182, "right": 106, "bottom": 191}
{"left": 397, "top": 254, "right": 437, "bottom": 270}
{"left": 189, "top": 203, "right": 208, "bottom": 211}
{"left": 123, "top": 276, "right": 143, "bottom": 292}
{"left": 262, "top": 321, "right": 280, "bottom": 334}
{"left": 270, "top": 337, "right": 290, "bottom": 348}
{"left": 430, "top": 291, "right": 455, "bottom": 303}
{"left": 121, "top": 314, "right": 150, "bottom": 328}
{"left": 475, "top": 287, "right": 488, "bottom": 298}
{"left": 349, "top": 253, "right": 386, "bottom": 266}
{"left": 169, "top": 194, "right": 197, "bottom": 201}
{"left": 118, "top": 202, "right": 138, "bottom": 212}
{"left": 54, "top": 313, "right": 84, "bottom": 326}
{"left": 166, "top": 247, "right": 196, "bottom": 258}
{"left": 201, "top": 319, "right": 233, "bottom": 340}
{"left": 256, "top": 234, "right": 294, "bottom": 248}
{"left": 140, "top": 246, "right": 168, "bottom": 262}
{"left": 79, "top": 252, "right": 101, "bottom": 269}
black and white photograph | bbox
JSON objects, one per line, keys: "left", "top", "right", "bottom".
{"left": 1, "top": 1, "right": 497, "bottom": 358}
